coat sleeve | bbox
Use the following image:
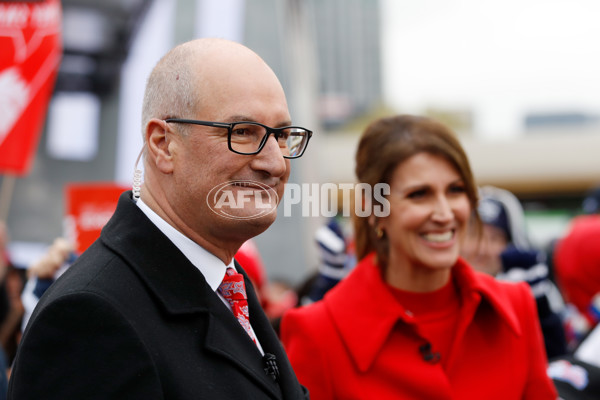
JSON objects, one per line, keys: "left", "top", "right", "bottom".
{"left": 8, "top": 292, "right": 162, "bottom": 400}
{"left": 280, "top": 306, "right": 334, "bottom": 400}
{"left": 517, "top": 283, "right": 559, "bottom": 399}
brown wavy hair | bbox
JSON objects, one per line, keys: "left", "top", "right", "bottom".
{"left": 353, "top": 115, "right": 480, "bottom": 269}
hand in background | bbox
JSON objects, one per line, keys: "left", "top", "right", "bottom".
{"left": 27, "top": 238, "right": 74, "bottom": 280}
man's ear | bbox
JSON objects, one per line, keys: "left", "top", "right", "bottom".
{"left": 145, "top": 118, "right": 174, "bottom": 174}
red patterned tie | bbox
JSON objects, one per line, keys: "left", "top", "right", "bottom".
{"left": 218, "top": 267, "right": 257, "bottom": 344}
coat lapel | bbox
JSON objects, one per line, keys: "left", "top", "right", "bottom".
{"left": 204, "top": 291, "right": 281, "bottom": 399}
{"left": 325, "top": 253, "right": 408, "bottom": 373}
{"left": 241, "top": 262, "right": 305, "bottom": 400}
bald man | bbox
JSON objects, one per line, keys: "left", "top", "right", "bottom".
{"left": 8, "top": 39, "right": 311, "bottom": 400}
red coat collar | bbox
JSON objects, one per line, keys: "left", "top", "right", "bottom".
{"left": 323, "top": 253, "right": 523, "bottom": 372}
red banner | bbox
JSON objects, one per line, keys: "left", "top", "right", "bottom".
{"left": 65, "top": 183, "right": 129, "bottom": 254}
{"left": 0, "top": 0, "right": 62, "bottom": 175}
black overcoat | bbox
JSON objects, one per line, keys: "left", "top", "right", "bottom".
{"left": 8, "top": 192, "right": 308, "bottom": 400}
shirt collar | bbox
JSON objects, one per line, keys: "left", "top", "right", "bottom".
{"left": 136, "top": 198, "right": 235, "bottom": 292}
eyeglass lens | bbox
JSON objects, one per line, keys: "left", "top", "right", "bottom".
{"left": 230, "top": 123, "right": 308, "bottom": 157}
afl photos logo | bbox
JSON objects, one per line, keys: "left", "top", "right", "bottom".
{"left": 207, "top": 180, "right": 279, "bottom": 220}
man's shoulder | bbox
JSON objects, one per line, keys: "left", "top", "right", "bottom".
{"left": 36, "top": 241, "right": 140, "bottom": 313}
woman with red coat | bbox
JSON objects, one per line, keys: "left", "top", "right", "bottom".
{"left": 280, "top": 115, "right": 557, "bottom": 399}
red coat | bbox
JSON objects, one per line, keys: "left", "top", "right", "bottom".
{"left": 281, "top": 254, "right": 557, "bottom": 400}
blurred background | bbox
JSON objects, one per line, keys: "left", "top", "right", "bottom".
{"left": 1, "top": 0, "right": 599, "bottom": 287}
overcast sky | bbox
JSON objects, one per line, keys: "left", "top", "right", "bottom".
{"left": 380, "top": 0, "right": 600, "bottom": 138}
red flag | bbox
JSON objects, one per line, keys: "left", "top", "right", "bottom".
{"left": 65, "top": 183, "right": 129, "bottom": 254}
{"left": 0, "top": 0, "right": 62, "bottom": 175}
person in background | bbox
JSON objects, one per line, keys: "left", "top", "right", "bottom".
{"left": 581, "top": 185, "right": 600, "bottom": 216}
{"left": 553, "top": 187, "right": 600, "bottom": 346}
{"left": 300, "top": 216, "right": 355, "bottom": 305}
{"left": 553, "top": 210, "right": 600, "bottom": 339}
{"left": 460, "top": 186, "right": 531, "bottom": 277}
{"left": 0, "top": 222, "right": 26, "bottom": 367}
{"left": 270, "top": 216, "right": 355, "bottom": 335}
{"left": 280, "top": 114, "right": 557, "bottom": 399}
{"left": 296, "top": 189, "right": 358, "bottom": 309}
{"left": 234, "top": 240, "right": 298, "bottom": 328}
{"left": 8, "top": 38, "right": 311, "bottom": 400}
{"left": 547, "top": 197, "right": 600, "bottom": 399}
{"left": 460, "top": 185, "right": 568, "bottom": 359}
{"left": 20, "top": 238, "right": 75, "bottom": 332}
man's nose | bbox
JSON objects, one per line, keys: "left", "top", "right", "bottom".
{"left": 251, "top": 134, "right": 287, "bottom": 177}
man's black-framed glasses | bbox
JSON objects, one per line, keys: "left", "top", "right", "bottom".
{"left": 164, "top": 118, "right": 313, "bottom": 159}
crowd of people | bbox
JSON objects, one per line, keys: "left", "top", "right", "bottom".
{"left": 0, "top": 37, "right": 599, "bottom": 399}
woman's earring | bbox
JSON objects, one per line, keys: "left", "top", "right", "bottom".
{"left": 375, "top": 227, "right": 384, "bottom": 239}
